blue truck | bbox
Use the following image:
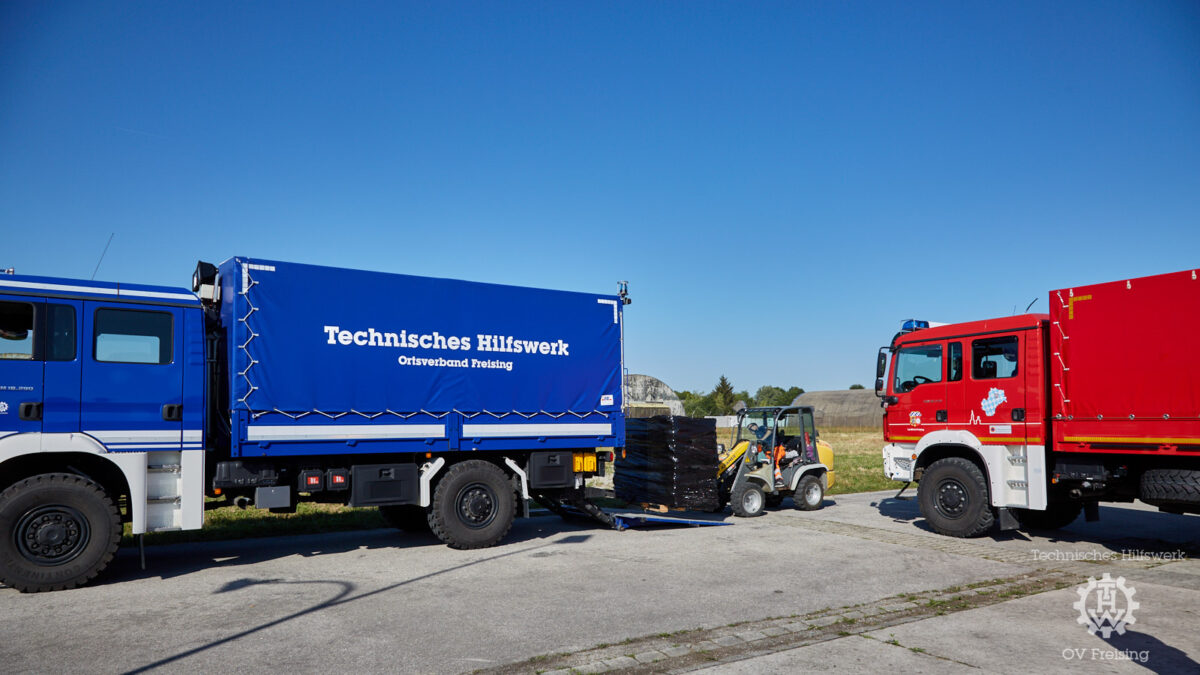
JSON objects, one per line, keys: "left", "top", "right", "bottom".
{"left": 0, "top": 258, "right": 628, "bottom": 591}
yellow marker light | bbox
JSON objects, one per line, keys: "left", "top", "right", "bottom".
{"left": 573, "top": 451, "right": 598, "bottom": 473}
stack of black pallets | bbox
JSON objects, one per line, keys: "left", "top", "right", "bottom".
{"left": 614, "top": 416, "right": 720, "bottom": 511}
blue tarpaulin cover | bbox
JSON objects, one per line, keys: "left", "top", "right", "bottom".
{"left": 221, "top": 258, "right": 623, "bottom": 416}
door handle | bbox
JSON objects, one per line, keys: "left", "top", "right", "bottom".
{"left": 936, "top": 410, "right": 947, "bottom": 422}
{"left": 161, "top": 404, "right": 183, "bottom": 422}
{"left": 19, "top": 402, "right": 43, "bottom": 421}
{"left": 1011, "top": 408, "right": 1025, "bottom": 422}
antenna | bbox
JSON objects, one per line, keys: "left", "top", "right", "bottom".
{"left": 1023, "top": 297, "right": 1038, "bottom": 313}
{"left": 91, "top": 233, "right": 115, "bottom": 280}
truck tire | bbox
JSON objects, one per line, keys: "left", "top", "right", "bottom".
{"left": 378, "top": 505, "right": 431, "bottom": 533}
{"left": 1014, "top": 502, "right": 1082, "bottom": 530}
{"left": 0, "top": 473, "right": 122, "bottom": 592}
{"left": 429, "top": 460, "right": 515, "bottom": 549}
{"left": 731, "top": 482, "right": 765, "bottom": 517}
{"left": 1140, "top": 469, "right": 1200, "bottom": 506}
{"left": 918, "top": 458, "right": 995, "bottom": 538}
{"left": 795, "top": 475, "right": 824, "bottom": 511}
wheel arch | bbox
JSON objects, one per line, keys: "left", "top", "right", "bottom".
{"left": 0, "top": 438, "right": 132, "bottom": 522}
{"left": 742, "top": 474, "right": 771, "bottom": 489}
{"left": 789, "top": 464, "right": 829, "bottom": 491}
{"left": 915, "top": 443, "right": 990, "bottom": 487}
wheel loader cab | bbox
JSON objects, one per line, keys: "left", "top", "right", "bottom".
{"left": 735, "top": 407, "right": 816, "bottom": 468}
{"left": 726, "top": 406, "right": 832, "bottom": 517}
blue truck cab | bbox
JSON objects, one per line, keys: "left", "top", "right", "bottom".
{"left": 0, "top": 259, "right": 626, "bottom": 592}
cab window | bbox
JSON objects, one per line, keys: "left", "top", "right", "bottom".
{"left": 738, "top": 410, "right": 775, "bottom": 443}
{"left": 94, "top": 308, "right": 173, "bottom": 364}
{"left": 893, "top": 344, "right": 942, "bottom": 392}
{"left": 47, "top": 304, "right": 76, "bottom": 361}
{"left": 0, "top": 301, "right": 35, "bottom": 360}
{"left": 948, "top": 342, "right": 963, "bottom": 382}
{"left": 972, "top": 336, "right": 1018, "bottom": 379}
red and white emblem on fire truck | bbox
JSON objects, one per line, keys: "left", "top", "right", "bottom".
{"left": 909, "top": 411, "right": 922, "bottom": 428}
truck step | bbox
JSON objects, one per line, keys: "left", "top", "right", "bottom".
{"left": 147, "top": 496, "right": 181, "bottom": 505}
{"left": 148, "top": 464, "right": 182, "bottom": 473}
{"left": 147, "top": 526, "right": 182, "bottom": 533}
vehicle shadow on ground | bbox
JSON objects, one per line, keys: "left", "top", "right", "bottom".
{"left": 873, "top": 497, "right": 1200, "bottom": 554}
{"left": 104, "top": 515, "right": 598, "bottom": 586}
{"left": 1100, "top": 629, "right": 1200, "bottom": 674}
{"left": 116, "top": 527, "right": 597, "bottom": 674}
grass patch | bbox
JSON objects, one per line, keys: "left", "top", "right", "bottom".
{"left": 819, "top": 428, "right": 893, "bottom": 495}
{"left": 122, "top": 499, "right": 385, "bottom": 546}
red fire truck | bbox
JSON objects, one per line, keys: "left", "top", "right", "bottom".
{"left": 877, "top": 268, "right": 1199, "bottom": 537}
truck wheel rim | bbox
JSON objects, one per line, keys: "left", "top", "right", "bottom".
{"left": 456, "top": 483, "right": 497, "bottom": 529}
{"left": 15, "top": 505, "right": 91, "bottom": 566}
{"left": 934, "top": 479, "right": 969, "bottom": 519}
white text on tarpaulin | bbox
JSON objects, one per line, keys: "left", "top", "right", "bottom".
{"left": 322, "top": 326, "right": 569, "bottom": 356}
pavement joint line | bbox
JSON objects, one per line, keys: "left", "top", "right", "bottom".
{"left": 477, "top": 568, "right": 1085, "bottom": 675}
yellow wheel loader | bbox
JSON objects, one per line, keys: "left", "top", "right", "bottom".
{"left": 717, "top": 406, "right": 835, "bottom": 517}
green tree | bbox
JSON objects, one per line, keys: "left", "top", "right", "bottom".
{"left": 712, "top": 375, "right": 735, "bottom": 415}
{"left": 753, "top": 385, "right": 785, "bottom": 407}
{"left": 783, "top": 386, "right": 804, "bottom": 403}
{"left": 683, "top": 394, "right": 718, "bottom": 417}
{"left": 849, "top": 384, "right": 865, "bottom": 390}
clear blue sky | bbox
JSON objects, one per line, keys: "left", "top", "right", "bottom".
{"left": 3, "top": 2, "right": 1198, "bottom": 394}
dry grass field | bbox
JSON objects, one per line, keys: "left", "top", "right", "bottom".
{"left": 125, "top": 428, "right": 889, "bottom": 545}
{"left": 818, "top": 427, "right": 891, "bottom": 494}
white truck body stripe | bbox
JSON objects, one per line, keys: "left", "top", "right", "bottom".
{"left": 462, "top": 423, "right": 612, "bottom": 438}
{"left": 246, "top": 424, "right": 444, "bottom": 441}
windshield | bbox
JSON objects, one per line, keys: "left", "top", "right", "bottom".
{"left": 893, "top": 344, "right": 943, "bottom": 393}
{"left": 737, "top": 411, "right": 776, "bottom": 443}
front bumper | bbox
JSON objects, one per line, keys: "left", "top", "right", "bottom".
{"left": 882, "top": 443, "right": 916, "bottom": 482}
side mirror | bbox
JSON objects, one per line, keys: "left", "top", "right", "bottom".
{"left": 876, "top": 352, "right": 887, "bottom": 379}
{"left": 875, "top": 377, "right": 884, "bottom": 394}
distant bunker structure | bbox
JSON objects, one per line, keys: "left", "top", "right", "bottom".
{"left": 624, "top": 374, "right": 685, "bottom": 418}
{"left": 792, "top": 390, "right": 881, "bottom": 429}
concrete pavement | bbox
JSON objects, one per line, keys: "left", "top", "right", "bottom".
{"left": 1, "top": 491, "right": 1197, "bottom": 673}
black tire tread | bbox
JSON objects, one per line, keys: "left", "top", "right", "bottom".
{"left": 795, "top": 475, "right": 824, "bottom": 511}
{"left": 918, "top": 457, "right": 995, "bottom": 538}
{"left": 730, "top": 482, "right": 765, "bottom": 518}
{"left": 0, "top": 473, "right": 121, "bottom": 593}
{"left": 1140, "top": 469, "right": 1200, "bottom": 506}
{"left": 428, "top": 460, "right": 515, "bottom": 550}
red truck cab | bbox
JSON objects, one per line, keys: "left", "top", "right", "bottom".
{"left": 879, "top": 268, "right": 1200, "bottom": 537}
